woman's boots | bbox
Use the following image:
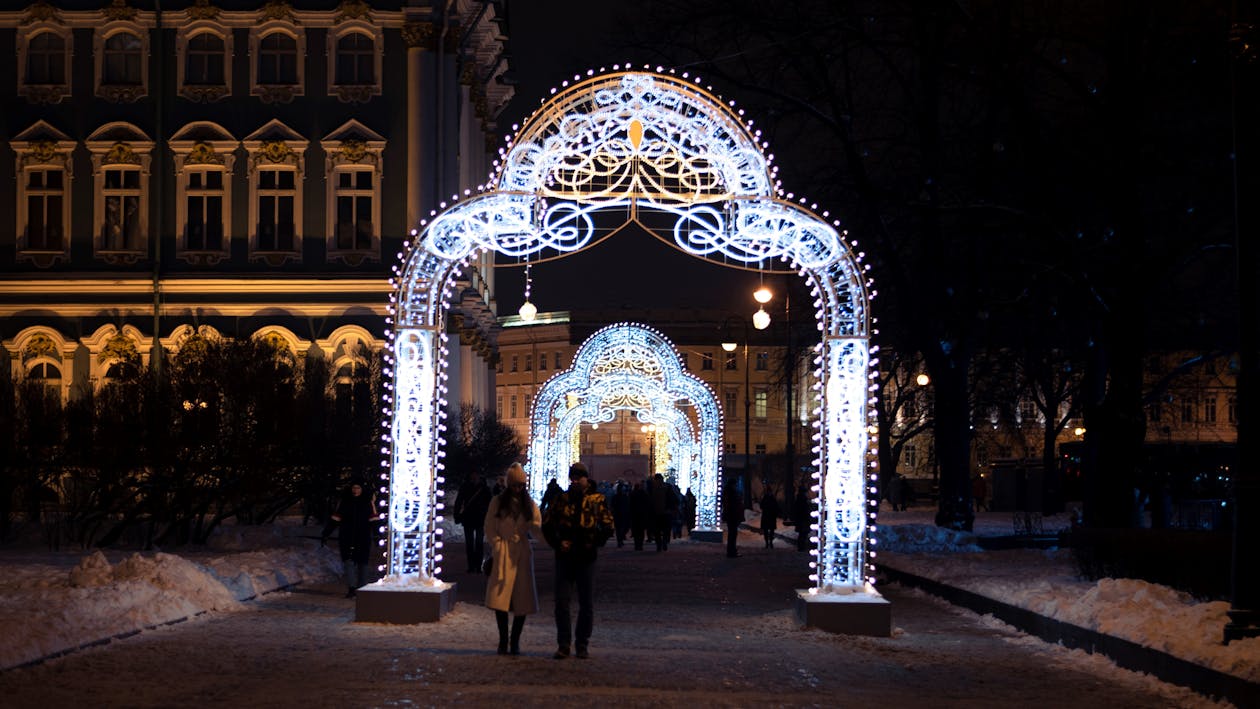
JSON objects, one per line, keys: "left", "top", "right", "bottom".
{"left": 509, "top": 615, "right": 526, "bottom": 655}
{"left": 495, "top": 610, "right": 509, "bottom": 655}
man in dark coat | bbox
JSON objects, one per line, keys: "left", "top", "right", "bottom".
{"left": 629, "top": 480, "right": 651, "bottom": 550}
{"left": 648, "top": 473, "right": 678, "bottom": 551}
{"left": 453, "top": 470, "right": 491, "bottom": 573}
{"left": 793, "top": 483, "right": 812, "bottom": 551}
{"left": 760, "top": 486, "right": 780, "bottom": 548}
{"left": 331, "top": 478, "right": 377, "bottom": 597}
{"left": 541, "top": 463, "right": 614, "bottom": 660}
{"left": 611, "top": 481, "right": 631, "bottom": 548}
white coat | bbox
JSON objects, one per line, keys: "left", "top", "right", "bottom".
{"left": 483, "top": 494, "right": 543, "bottom": 614}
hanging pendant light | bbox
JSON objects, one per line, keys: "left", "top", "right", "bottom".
{"left": 752, "top": 307, "right": 771, "bottom": 330}
{"left": 518, "top": 261, "right": 537, "bottom": 322}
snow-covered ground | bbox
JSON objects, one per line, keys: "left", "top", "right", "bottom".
{"left": 867, "top": 506, "right": 1260, "bottom": 684}
{"left": 1, "top": 505, "right": 1255, "bottom": 699}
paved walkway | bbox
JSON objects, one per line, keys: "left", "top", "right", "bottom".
{"left": 0, "top": 538, "right": 1203, "bottom": 707}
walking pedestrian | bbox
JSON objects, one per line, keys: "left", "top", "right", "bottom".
{"left": 611, "top": 481, "right": 631, "bottom": 548}
{"left": 453, "top": 470, "right": 492, "bottom": 573}
{"left": 484, "top": 463, "right": 542, "bottom": 656}
{"left": 760, "top": 485, "right": 780, "bottom": 549}
{"left": 648, "top": 473, "right": 677, "bottom": 551}
{"left": 722, "top": 478, "right": 743, "bottom": 558}
{"left": 682, "top": 488, "right": 696, "bottom": 537}
{"left": 331, "top": 478, "right": 377, "bottom": 598}
{"left": 793, "top": 483, "right": 811, "bottom": 551}
{"left": 629, "top": 480, "right": 650, "bottom": 551}
{"left": 541, "top": 462, "right": 614, "bottom": 660}
{"left": 972, "top": 473, "right": 989, "bottom": 512}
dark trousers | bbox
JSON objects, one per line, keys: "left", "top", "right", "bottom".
{"left": 726, "top": 522, "right": 740, "bottom": 557}
{"left": 554, "top": 555, "right": 596, "bottom": 650}
{"left": 653, "top": 514, "right": 671, "bottom": 550}
{"left": 631, "top": 524, "right": 646, "bottom": 550}
{"left": 463, "top": 523, "right": 484, "bottom": 572}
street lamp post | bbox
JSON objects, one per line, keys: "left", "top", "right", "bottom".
{"left": 721, "top": 318, "right": 752, "bottom": 507}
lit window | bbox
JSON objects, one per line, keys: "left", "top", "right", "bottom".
{"left": 23, "top": 168, "right": 65, "bottom": 251}
{"left": 256, "top": 167, "right": 297, "bottom": 252}
{"left": 333, "top": 169, "right": 373, "bottom": 251}
{"left": 103, "top": 32, "right": 142, "bottom": 86}
{"left": 258, "top": 33, "right": 298, "bottom": 85}
{"left": 184, "top": 168, "right": 225, "bottom": 251}
{"left": 102, "top": 166, "right": 142, "bottom": 251}
{"left": 754, "top": 389, "right": 768, "bottom": 418}
{"left": 335, "top": 33, "right": 374, "bottom": 85}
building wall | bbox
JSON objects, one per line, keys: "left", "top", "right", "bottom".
{"left": 0, "top": 1, "right": 510, "bottom": 409}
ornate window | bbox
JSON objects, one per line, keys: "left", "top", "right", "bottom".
{"left": 170, "top": 123, "right": 238, "bottom": 265}
{"left": 754, "top": 389, "right": 768, "bottom": 418}
{"left": 95, "top": 12, "right": 150, "bottom": 103}
{"left": 17, "top": 19, "right": 72, "bottom": 104}
{"left": 243, "top": 120, "right": 307, "bottom": 264}
{"left": 87, "top": 123, "right": 153, "bottom": 263}
{"left": 12, "top": 122, "right": 75, "bottom": 266}
{"left": 176, "top": 19, "right": 232, "bottom": 103}
{"left": 250, "top": 10, "right": 305, "bottom": 105}
{"left": 327, "top": 16, "right": 381, "bottom": 104}
{"left": 321, "top": 120, "right": 384, "bottom": 263}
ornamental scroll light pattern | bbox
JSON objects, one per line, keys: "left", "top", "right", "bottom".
{"left": 526, "top": 323, "right": 722, "bottom": 532}
{"left": 389, "top": 71, "right": 875, "bottom": 594}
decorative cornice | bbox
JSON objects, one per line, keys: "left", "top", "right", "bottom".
{"left": 255, "top": 84, "right": 298, "bottom": 104}
{"left": 22, "top": 1, "right": 62, "bottom": 25}
{"left": 104, "top": 142, "right": 141, "bottom": 165}
{"left": 180, "top": 84, "right": 230, "bottom": 103}
{"left": 187, "top": 0, "right": 221, "bottom": 22}
{"left": 102, "top": 0, "right": 137, "bottom": 23}
{"left": 29, "top": 140, "right": 59, "bottom": 164}
{"left": 21, "top": 85, "right": 71, "bottom": 105}
{"left": 332, "top": 85, "right": 375, "bottom": 104}
{"left": 99, "top": 84, "right": 147, "bottom": 103}
{"left": 334, "top": 0, "right": 371, "bottom": 25}
{"left": 339, "top": 139, "right": 368, "bottom": 162}
{"left": 260, "top": 0, "right": 296, "bottom": 23}
{"left": 257, "top": 140, "right": 295, "bottom": 165}
{"left": 401, "top": 21, "right": 435, "bottom": 49}
{"left": 185, "top": 142, "right": 223, "bottom": 165}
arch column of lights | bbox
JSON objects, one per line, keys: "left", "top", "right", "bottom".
{"left": 526, "top": 323, "right": 721, "bottom": 531}
{"left": 386, "top": 71, "right": 879, "bottom": 629}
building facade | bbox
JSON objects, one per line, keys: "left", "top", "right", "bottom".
{"left": 0, "top": 0, "right": 510, "bottom": 411}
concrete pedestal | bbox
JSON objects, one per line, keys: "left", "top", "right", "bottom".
{"left": 354, "top": 583, "right": 457, "bottom": 624}
{"left": 688, "top": 528, "right": 723, "bottom": 543}
{"left": 794, "top": 588, "right": 891, "bottom": 637}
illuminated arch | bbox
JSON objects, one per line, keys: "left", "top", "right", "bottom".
{"left": 527, "top": 323, "right": 722, "bottom": 530}
{"left": 388, "top": 71, "right": 874, "bottom": 596}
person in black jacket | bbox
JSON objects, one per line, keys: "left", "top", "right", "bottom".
{"left": 541, "top": 463, "right": 614, "bottom": 660}
{"left": 628, "top": 480, "right": 651, "bottom": 551}
{"left": 454, "top": 471, "right": 492, "bottom": 573}
{"left": 331, "top": 478, "right": 378, "bottom": 598}
{"left": 760, "top": 486, "right": 780, "bottom": 549}
{"left": 722, "top": 477, "right": 744, "bottom": 558}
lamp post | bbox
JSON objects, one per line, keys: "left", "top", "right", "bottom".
{"left": 752, "top": 282, "right": 795, "bottom": 506}
{"left": 640, "top": 423, "right": 657, "bottom": 476}
{"left": 721, "top": 316, "right": 752, "bottom": 508}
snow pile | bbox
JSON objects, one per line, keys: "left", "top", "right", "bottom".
{"left": 877, "top": 524, "right": 1260, "bottom": 683}
{"left": 0, "top": 543, "right": 340, "bottom": 672}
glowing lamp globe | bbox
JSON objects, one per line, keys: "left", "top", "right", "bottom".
{"left": 753, "top": 287, "right": 773, "bottom": 304}
{"left": 518, "top": 300, "right": 537, "bottom": 322}
{"left": 915, "top": 373, "right": 930, "bottom": 386}
{"left": 721, "top": 341, "right": 737, "bottom": 352}
{"left": 752, "top": 308, "right": 771, "bottom": 330}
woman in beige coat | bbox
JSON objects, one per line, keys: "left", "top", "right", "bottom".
{"left": 483, "top": 463, "right": 542, "bottom": 655}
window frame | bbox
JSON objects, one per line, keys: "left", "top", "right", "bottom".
{"left": 327, "top": 23, "right": 382, "bottom": 103}
{"left": 176, "top": 22, "right": 232, "bottom": 103}
{"left": 12, "top": 131, "right": 75, "bottom": 266}
{"left": 17, "top": 23, "right": 73, "bottom": 104}
{"left": 170, "top": 132, "right": 239, "bottom": 265}
{"left": 249, "top": 22, "right": 305, "bottom": 104}
{"left": 321, "top": 124, "right": 385, "bottom": 263}
{"left": 87, "top": 128, "right": 154, "bottom": 261}
{"left": 94, "top": 23, "right": 149, "bottom": 103}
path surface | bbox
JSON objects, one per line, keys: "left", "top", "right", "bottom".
{"left": 1, "top": 538, "right": 1209, "bottom": 708}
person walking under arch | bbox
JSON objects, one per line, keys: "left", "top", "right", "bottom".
{"left": 542, "top": 463, "right": 614, "bottom": 659}
{"left": 454, "top": 470, "right": 491, "bottom": 573}
{"left": 484, "top": 463, "right": 542, "bottom": 655}
{"left": 760, "top": 485, "right": 780, "bottom": 549}
{"left": 331, "top": 478, "right": 378, "bottom": 598}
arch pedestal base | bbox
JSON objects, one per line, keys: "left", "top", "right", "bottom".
{"left": 794, "top": 588, "right": 891, "bottom": 637}
{"left": 354, "top": 583, "right": 457, "bottom": 624}
{"left": 688, "top": 528, "right": 723, "bottom": 543}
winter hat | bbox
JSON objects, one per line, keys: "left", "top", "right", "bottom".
{"left": 507, "top": 463, "right": 527, "bottom": 486}
{"left": 569, "top": 462, "right": 589, "bottom": 480}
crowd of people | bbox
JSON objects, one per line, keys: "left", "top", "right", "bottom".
{"left": 328, "top": 464, "right": 815, "bottom": 658}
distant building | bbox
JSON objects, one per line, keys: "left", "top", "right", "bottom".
{"left": 0, "top": 0, "right": 510, "bottom": 414}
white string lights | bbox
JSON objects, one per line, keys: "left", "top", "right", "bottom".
{"left": 389, "top": 71, "right": 873, "bottom": 594}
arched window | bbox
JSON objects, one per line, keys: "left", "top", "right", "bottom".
{"left": 335, "top": 33, "right": 374, "bottom": 85}
{"left": 185, "top": 33, "right": 225, "bottom": 86}
{"left": 258, "top": 33, "right": 297, "bottom": 85}
{"left": 103, "top": 32, "right": 143, "bottom": 86}
{"left": 26, "top": 32, "right": 66, "bottom": 85}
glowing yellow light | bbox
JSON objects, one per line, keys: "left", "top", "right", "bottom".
{"left": 915, "top": 373, "right": 930, "bottom": 386}
{"left": 721, "top": 341, "right": 737, "bottom": 352}
{"left": 752, "top": 308, "right": 771, "bottom": 330}
{"left": 518, "top": 300, "right": 537, "bottom": 322}
{"left": 753, "top": 286, "right": 772, "bottom": 303}
{"left": 1074, "top": 427, "right": 1086, "bottom": 436}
